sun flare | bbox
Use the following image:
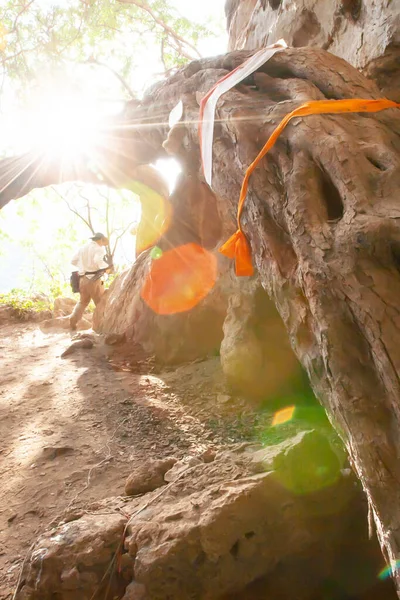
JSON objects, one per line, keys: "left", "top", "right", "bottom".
{"left": 30, "top": 93, "right": 103, "bottom": 160}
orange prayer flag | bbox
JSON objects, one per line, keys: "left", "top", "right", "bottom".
{"left": 219, "top": 230, "right": 241, "bottom": 260}
{"left": 220, "top": 230, "right": 253, "bottom": 276}
{"left": 220, "top": 97, "right": 400, "bottom": 276}
{"left": 235, "top": 232, "right": 254, "bottom": 277}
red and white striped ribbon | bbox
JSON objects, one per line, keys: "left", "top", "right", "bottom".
{"left": 199, "top": 40, "right": 287, "bottom": 188}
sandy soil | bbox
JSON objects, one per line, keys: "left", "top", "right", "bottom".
{"left": 0, "top": 321, "right": 252, "bottom": 600}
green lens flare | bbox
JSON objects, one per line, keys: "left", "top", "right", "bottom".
{"left": 150, "top": 246, "right": 163, "bottom": 260}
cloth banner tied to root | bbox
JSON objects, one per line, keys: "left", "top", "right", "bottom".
{"left": 140, "top": 54, "right": 400, "bottom": 314}
{"left": 198, "top": 40, "right": 287, "bottom": 188}
{"left": 197, "top": 44, "right": 400, "bottom": 276}
{"left": 217, "top": 98, "right": 400, "bottom": 277}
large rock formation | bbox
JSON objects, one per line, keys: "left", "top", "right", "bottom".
{"left": 1, "top": 34, "right": 400, "bottom": 597}
{"left": 14, "top": 433, "right": 397, "bottom": 600}
{"left": 92, "top": 46, "right": 400, "bottom": 590}
{"left": 220, "top": 278, "right": 303, "bottom": 398}
{"left": 226, "top": 0, "right": 400, "bottom": 100}
{"left": 93, "top": 174, "right": 229, "bottom": 363}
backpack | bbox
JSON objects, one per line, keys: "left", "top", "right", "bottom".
{"left": 70, "top": 271, "right": 81, "bottom": 293}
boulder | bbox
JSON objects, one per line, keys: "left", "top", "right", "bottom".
{"left": 31, "top": 292, "right": 50, "bottom": 302}
{"left": 60, "top": 338, "right": 94, "bottom": 358}
{"left": 93, "top": 175, "right": 229, "bottom": 364}
{"left": 220, "top": 279, "right": 303, "bottom": 398}
{"left": 15, "top": 433, "right": 395, "bottom": 600}
{"left": 121, "top": 581, "right": 147, "bottom": 600}
{"left": 53, "top": 297, "right": 77, "bottom": 317}
{"left": 105, "top": 332, "right": 126, "bottom": 345}
{"left": 40, "top": 315, "right": 92, "bottom": 332}
{"left": 16, "top": 512, "right": 127, "bottom": 600}
{"left": 125, "top": 458, "right": 177, "bottom": 496}
{"left": 251, "top": 429, "right": 344, "bottom": 494}
{"left": 93, "top": 254, "right": 227, "bottom": 364}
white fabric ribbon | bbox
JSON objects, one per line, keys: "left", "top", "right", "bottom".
{"left": 200, "top": 40, "right": 287, "bottom": 188}
{"left": 168, "top": 99, "right": 183, "bottom": 128}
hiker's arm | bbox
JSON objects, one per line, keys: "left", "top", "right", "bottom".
{"left": 93, "top": 247, "right": 110, "bottom": 270}
{"left": 71, "top": 250, "right": 80, "bottom": 267}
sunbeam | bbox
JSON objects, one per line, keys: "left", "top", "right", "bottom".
{"left": 30, "top": 93, "right": 104, "bottom": 160}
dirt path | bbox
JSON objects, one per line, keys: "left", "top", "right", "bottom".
{"left": 0, "top": 322, "right": 245, "bottom": 600}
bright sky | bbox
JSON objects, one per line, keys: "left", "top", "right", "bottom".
{"left": 0, "top": 0, "right": 228, "bottom": 155}
{"left": 172, "top": 0, "right": 227, "bottom": 53}
{"left": 0, "top": 0, "right": 228, "bottom": 293}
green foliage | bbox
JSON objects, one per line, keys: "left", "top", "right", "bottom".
{"left": 0, "top": 1, "right": 223, "bottom": 296}
{"left": 0, "top": 216, "right": 11, "bottom": 256}
{"left": 0, "top": 0, "right": 215, "bottom": 96}
{"left": 0, "top": 288, "right": 53, "bottom": 319}
{"left": 0, "top": 182, "right": 138, "bottom": 295}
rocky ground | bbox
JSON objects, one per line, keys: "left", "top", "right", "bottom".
{"left": 0, "top": 324, "right": 201, "bottom": 597}
{"left": 0, "top": 319, "right": 397, "bottom": 600}
{"left": 0, "top": 318, "right": 285, "bottom": 599}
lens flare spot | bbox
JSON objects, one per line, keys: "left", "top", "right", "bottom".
{"left": 150, "top": 246, "right": 163, "bottom": 260}
{"left": 272, "top": 405, "right": 296, "bottom": 426}
{"left": 132, "top": 182, "right": 172, "bottom": 255}
{"left": 378, "top": 560, "right": 400, "bottom": 580}
{"left": 141, "top": 243, "right": 217, "bottom": 315}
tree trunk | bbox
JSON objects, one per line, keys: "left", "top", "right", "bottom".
{"left": 103, "top": 46, "right": 400, "bottom": 591}
{"left": 225, "top": 0, "right": 400, "bottom": 101}
{"left": 1, "top": 46, "right": 400, "bottom": 591}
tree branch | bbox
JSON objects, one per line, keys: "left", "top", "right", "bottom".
{"left": 160, "top": 36, "right": 167, "bottom": 74}
{"left": 32, "top": 249, "right": 56, "bottom": 281}
{"left": 111, "top": 220, "right": 135, "bottom": 256}
{"left": 104, "top": 191, "right": 112, "bottom": 258}
{"left": 51, "top": 186, "right": 95, "bottom": 234}
{"left": 117, "top": 0, "right": 201, "bottom": 61}
{"left": 81, "top": 192, "right": 96, "bottom": 234}
{"left": 10, "top": 0, "right": 36, "bottom": 34}
{"left": 85, "top": 57, "right": 137, "bottom": 99}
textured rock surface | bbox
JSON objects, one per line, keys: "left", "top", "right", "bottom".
{"left": 60, "top": 338, "right": 94, "bottom": 358}
{"left": 122, "top": 582, "right": 147, "bottom": 600}
{"left": 125, "top": 458, "right": 177, "bottom": 496}
{"left": 226, "top": 0, "right": 400, "bottom": 99}
{"left": 221, "top": 277, "right": 303, "bottom": 397}
{"left": 93, "top": 174, "right": 229, "bottom": 364}
{"left": 16, "top": 512, "right": 127, "bottom": 600}
{"left": 15, "top": 434, "right": 396, "bottom": 600}
{"left": 40, "top": 315, "right": 92, "bottom": 331}
{"left": 53, "top": 296, "right": 76, "bottom": 317}
{"left": 93, "top": 252, "right": 227, "bottom": 364}
{"left": 2, "top": 35, "right": 400, "bottom": 596}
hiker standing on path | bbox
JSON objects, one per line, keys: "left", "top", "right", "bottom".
{"left": 69, "top": 233, "right": 112, "bottom": 331}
